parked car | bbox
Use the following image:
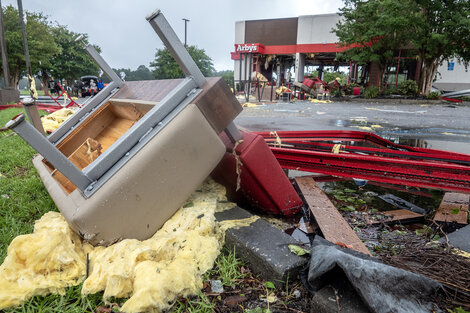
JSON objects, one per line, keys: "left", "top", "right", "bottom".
{"left": 80, "top": 75, "right": 99, "bottom": 97}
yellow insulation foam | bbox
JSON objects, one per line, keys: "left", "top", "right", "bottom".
{"left": 0, "top": 212, "right": 93, "bottom": 309}
{"left": 40, "top": 108, "right": 75, "bottom": 133}
{"left": 0, "top": 178, "right": 258, "bottom": 312}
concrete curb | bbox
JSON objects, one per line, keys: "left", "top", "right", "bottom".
{"left": 239, "top": 98, "right": 470, "bottom": 106}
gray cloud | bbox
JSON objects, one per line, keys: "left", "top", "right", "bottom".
{"left": 4, "top": 0, "right": 342, "bottom": 71}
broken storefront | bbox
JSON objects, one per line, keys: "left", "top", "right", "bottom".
{"left": 232, "top": 14, "right": 470, "bottom": 100}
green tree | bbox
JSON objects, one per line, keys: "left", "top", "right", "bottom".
{"left": 411, "top": 0, "right": 470, "bottom": 95}
{"left": 1, "top": 5, "right": 60, "bottom": 87}
{"left": 113, "top": 65, "right": 153, "bottom": 81}
{"left": 334, "top": 0, "right": 415, "bottom": 92}
{"left": 47, "top": 24, "right": 100, "bottom": 90}
{"left": 150, "top": 46, "right": 215, "bottom": 79}
{"left": 213, "top": 70, "right": 234, "bottom": 87}
{"left": 335, "top": 0, "right": 470, "bottom": 96}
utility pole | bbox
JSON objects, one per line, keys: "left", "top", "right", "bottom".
{"left": 0, "top": 0, "right": 20, "bottom": 106}
{"left": 0, "top": 0, "right": 10, "bottom": 88}
{"left": 17, "top": 0, "right": 45, "bottom": 135}
{"left": 182, "top": 18, "right": 189, "bottom": 47}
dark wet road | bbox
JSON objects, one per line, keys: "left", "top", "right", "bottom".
{"left": 235, "top": 100, "right": 470, "bottom": 154}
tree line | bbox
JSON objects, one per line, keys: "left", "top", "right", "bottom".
{"left": 335, "top": 0, "right": 470, "bottom": 96}
{"left": 0, "top": 4, "right": 228, "bottom": 93}
{"left": 0, "top": 5, "right": 100, "bottom": 92}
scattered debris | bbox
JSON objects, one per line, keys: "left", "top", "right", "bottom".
{"left": 40, "top": 108, "right": 75, "bottom": 133}
{"left": 379, "top": 194, "right": 428, "bottom": 214}
{"left": 296, "top": 216, "right": 315, "bottom": 234}
{"left": 440, "top": 224, "right": 470, "bottom": 253}
{"left": 369, "top": 209, "right": 424, "bottom": 225}
{"left": 288, "top": 228, "right": 311, "bottom": 245}
{"left": 306, "top": 237, "right": 442, "bottom": 313}
{"left": 433, "top": 192, "right": 469, "bottom": 225}
{"left": 210, "top": 280, "right": 224, "bottom": 293}
{"left": 242, "top": 102, "right": 264, "bottom": 108}
{"left": 223, "top": 295, "right": 247, "bottom": 307}
{"left": 288, "top": 245, "right": 310, "bottom": 256}
{"left": 379, "top": 236, "right": 470, "bottom": 310}
{"left": 295, "top": 176, "right": 372, "bottom": 255}
{"left": 292, "top": 289, "right": 301, "bottom": 299}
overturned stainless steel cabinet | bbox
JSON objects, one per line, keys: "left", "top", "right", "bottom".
{"left": 33, "top": 103, "right": 226, "bottom": 245}
{"left": 13, "top": 10, "right": 242, "bottom": 246}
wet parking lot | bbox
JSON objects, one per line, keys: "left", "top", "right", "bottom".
{"left": 235, "top": 99, "right": 470, "bottom": 154}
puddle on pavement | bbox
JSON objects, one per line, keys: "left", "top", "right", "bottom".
{"left": 333, "top": 119, "right": 470, "bottom": 154}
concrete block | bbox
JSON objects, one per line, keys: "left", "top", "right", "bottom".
{"left": 441, "top": 224, "right": 470, "bottom": 253}
{"left": 0, "top": 88, "right": 19, "bottom": 105}
{"left": 215, "top": 206, "right": 308, "bottom": 286}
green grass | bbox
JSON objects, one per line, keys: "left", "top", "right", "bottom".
{"left": 0, "top": 112, "right": 250, "bottom": 312}
{"left": 4, "top": 284, "right": 104, "bottom": 313}
{"left": 0, "top": 108, "right": 105, "bottom": 311}
{"left": 173, "top": 293, "right": 215, "bottom": 313}
{"left": 19, "top": 89, "right": 46, "bottom": 96}
{"left": 204, "top": 247, "right": 247, "bottom": 287}
{"left": 0, "top": 108, "right": 57, "bottom": 263}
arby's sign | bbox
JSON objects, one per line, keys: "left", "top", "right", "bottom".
{"left": 234, "top": 43, "right": 265, "bottom": 54}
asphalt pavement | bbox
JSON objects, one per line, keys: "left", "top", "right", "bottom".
{"left": 235, "top": 99, "right": 470, "bottom": 154}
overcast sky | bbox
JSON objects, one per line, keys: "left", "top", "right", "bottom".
{"left": 3, "top": 0, "right": 343, "bottom": 71}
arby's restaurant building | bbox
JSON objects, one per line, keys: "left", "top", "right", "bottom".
{"left": 231, "top": 14, "right": 469, "bottom": 92}
{"left": 231, "top": 14, "right": 352, "bottom": 87}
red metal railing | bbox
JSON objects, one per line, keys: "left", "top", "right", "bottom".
{"left": 256, "top": 130, "right": 470, "bottom": 192}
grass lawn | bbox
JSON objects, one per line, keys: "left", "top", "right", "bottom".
{"left": 19, "top": 89, "right": 46, "bottom": 96}
{"left": 0, "top": 107, "right": 285, "bottom": 313}
{"left": 0, "top": 108, "right": 105, "bottom": 312}
{"left": 0, "top": 108, "right": 56, "bottom": 263}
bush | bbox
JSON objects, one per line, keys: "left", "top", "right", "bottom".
{"left": 364, "top": 86, "right": 379, "bottom": 98}
{"left": 397, "top": 80, "right": 418, "bottom": 96}
{"left": 384, "top": 86, "right": 398, "bottom": 96}
{"left": 461, "top": 96, "right": 470, "bottom": 102}
{"left": 427, "top": 91, "right": 440, "bottom": 100}
{"left": 344, "top": 83, "right": 363, "bottom": 95}
{"left": 330, "top": 88, "right": 341, "bottom": 97}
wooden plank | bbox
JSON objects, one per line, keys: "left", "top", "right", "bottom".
{"left": 67, "top": 138, "right": 102, "bottom": 170}
{"left": 56, "top": 102, "right": 115, "bottom": 157}
{"left": 52, "top": 170, "right": 75, "bottom": 194}
{"left": 94, "top": 118, "right": 136, "bottom": 152}
{"left": 442, "top": 192, "right": 469, "bottom": 204}
{"left": 52, "top": 138, "right": 102, "bottom": 194}
{"left": 109, "top": 99, "right": 152, "bottom": 121}
{"left": 433, "top": 192, "right": 469, "bottom": 224}
{"left": 295, "top": 176, "right": 371, "bottom": 256}
{"left": 369, "top": 209, "right": 424, "bottom": 225}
